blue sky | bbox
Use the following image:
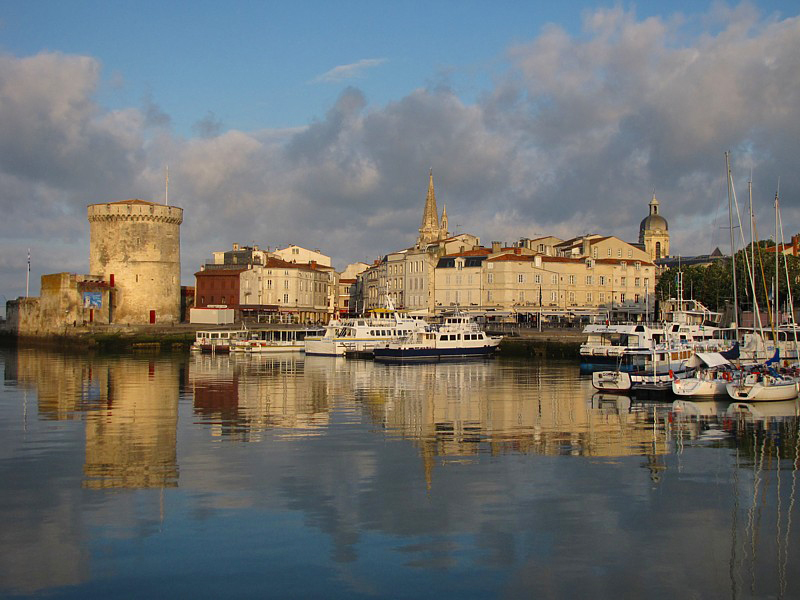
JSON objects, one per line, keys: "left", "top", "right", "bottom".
{"left": 1, "top": 1, "right": 799, "bottom": 300}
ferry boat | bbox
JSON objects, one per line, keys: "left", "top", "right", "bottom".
{"left": 191, "top": 329, "right": 248, "bottom": 353}
{"left": 373, "top": 312, "right": 502, "bottom": 362}
{"left": 303, "top": 298, "right": 428, "bottom": 357}
{"left": 230, "top": 327, "right": 325, "bottom": 353}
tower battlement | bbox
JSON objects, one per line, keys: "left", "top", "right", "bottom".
{"left": 88, "top": 200, "right": 183, "bottom": 225}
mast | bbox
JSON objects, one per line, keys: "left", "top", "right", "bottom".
{"left": 726, "top": 153, "right": 739, "bottom": 337}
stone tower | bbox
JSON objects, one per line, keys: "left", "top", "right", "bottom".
{"left": 88, "top": 199, "right": 183, "bottom": 324}
{"left": 638, "top": 192, "right": 669, "bottom": 261}
{"left": 417, "top": 170, "right": 449, "bottom": 247}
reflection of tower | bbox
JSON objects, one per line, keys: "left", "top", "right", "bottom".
{"left": 639, "top": 192, "right": 670, "bottom": 261}
{"left": 88, "top": 199, "right": 183, "bottom": 324}
{"left": 83, "top": 359, "right": 179, "bottom": 489}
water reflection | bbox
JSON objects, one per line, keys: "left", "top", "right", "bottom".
{"left": 1, "top": 347, "right": 798, "bottom": 599}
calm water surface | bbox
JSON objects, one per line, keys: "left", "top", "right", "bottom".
{"left": 1, "top": 347, "right": 798, "bottom": 599}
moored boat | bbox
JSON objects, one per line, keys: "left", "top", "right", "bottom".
{"left": 191, "top": 328, "right": 248, "bottom": 353}
{"left": 373, "top": 312, "right": 501, "bottom": 362}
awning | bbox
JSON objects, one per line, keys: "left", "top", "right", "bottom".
{"left": 686, "top": 352, "right": 730, "bottom": 368}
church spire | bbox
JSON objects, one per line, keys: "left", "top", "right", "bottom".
{"left": 440, "top": 203, "right": 449, "bottom": 239}
{"left": 418, "top": 169, "right": 440, "bottom": 246}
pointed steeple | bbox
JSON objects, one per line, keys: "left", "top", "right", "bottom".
{"left": 440, "top": 203, "right": 449, "bottom": 239}
{"left": 418, "top": 169, "right": 440, "bottom": 246}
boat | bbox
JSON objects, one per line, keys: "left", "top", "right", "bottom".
{"left": 580, "top": 296, "right": 729, "bottom": 374}
{"left": 303, "top": 297, "right": 428, "bottom": 357}
{"left": 579, "top": 323, "right": 666, "bottom": 373}
{"left": 230, "top": 327, "right": 325, "bottom": 353}
{"left": 373, "top": 311, "right": 501, "bottom": 362}
{"left": 726, "top": 351, "right": 798, "bottom": 402}
{"left": 671, "top": 345, "right": 740, "bottom": 398}
{"left": 591, "top": 339, "right": 696, "bottom": 393}
{"left": 191, "top": 328, "right": 248, "bottom": 353}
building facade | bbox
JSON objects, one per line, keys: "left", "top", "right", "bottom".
{"left": 88, "top": 199, "right": 183, "bottom": 324}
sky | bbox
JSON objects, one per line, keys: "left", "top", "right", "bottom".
{"left": 1, "top": 0, "right": 799, "bottom": 303}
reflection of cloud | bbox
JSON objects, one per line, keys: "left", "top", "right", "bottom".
{"left": 312, "top": 58, "right": 387, "bottom": 83}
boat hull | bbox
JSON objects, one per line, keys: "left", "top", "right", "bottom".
{"left": 373, "top": 344, "right": 499, "bottom": 363}
{"left": 726, "top": 380, "right": 798, "bottom": 402}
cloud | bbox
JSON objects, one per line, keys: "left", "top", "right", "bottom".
{"left": 312, "top": 58, "right": 387, "bottom": 83}
{"left": 1, "top": 4, "right": 800, "bottom": 302}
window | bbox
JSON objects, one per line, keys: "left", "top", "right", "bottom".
{"left": 599, "top": 292, "right": 605, "bottom": 302}
{"left": 568, "top": 275, "right": 575, "bottom": 285}
{"left": 599, "top": 276, "right": 606, "bottom": 285}
{"left": 644, "top": 278, "right": 649, "bottom": 288}
{"left": 487, "top": 273, "right": 494, "bottom": 284}
{"left": 518, "top": 274, "right": 525, "bottom": 284}
{"left": 635, "top": 262, "right": 641, "bottom": 271}
{"left": 607, "top": 248, "right": 612, "bottom": 257}
{"left": 551, "top": 291, "right": 557, "bottom": 302}
{"left": 635, "top": 277, "right": 640, "bottom": 287}
{"left": 569, "top": 292, "right": 575, "bottom": 303}
{"left": 534, "top": 274, "right": 541, "bottom": 284}
{"left": 586, "top": 275, "right": 593, "bottom": 285}
{"left": 586, "top": 292, "right": 593, "bottom": 303}
{"left": 620, "top": 293, "right": 625, "bottom": 302}
{"left": 621, "top": 277, "right": 626, "bottom": 286}
{"left": 593, "top": 248, "right": 598, "bottom": 258}
{"left": 551, "top": 274, "right": 558, "bottom": 285}
{"left": 628, "top": 249, "right": 633, "bottom": 258}
{"left": 283, "top": 293, "right": 289, "bottom": 303}
{"left": 617, "top": 249, "right": 622, "bottom": 257}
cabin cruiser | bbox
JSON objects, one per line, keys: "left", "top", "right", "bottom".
{"left": 191, "top": 329, "right": 248, "bottom": 353}
{"left": 304, "top": 299, "right": 428, "bottom": 357}
{"left": 373, "top": 312, "right": 501, "bottom": 362}
{"left": 230, "top": 327, "right": 325, "bottom": 353}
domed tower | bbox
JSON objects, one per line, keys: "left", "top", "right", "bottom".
{"left": 639, "top": 192, "right": 669, "bottom": 261}
{"left": 88, "top": 199, "right": 183, "bottom": 324}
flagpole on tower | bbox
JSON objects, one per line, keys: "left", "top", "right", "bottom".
{"left": 26, "top": 248, "right": 30, "bottom": 297}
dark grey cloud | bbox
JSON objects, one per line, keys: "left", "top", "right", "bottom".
{"left": 1, "top": 5, "right": 799, "bottom": 301}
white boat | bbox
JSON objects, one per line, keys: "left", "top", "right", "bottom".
{"left": 373, "top": 312, "right": 501, "bottom": 362}
{"left": 191, "top": 328, "right": 248, "bottom": 353}
{"left": 304, "top": 298, "right": 428, "bottom": 357}
{"left": 230, "top": 327, "right": 325, "bottom": 353}
{"left": 726, "top": 371, "right": 798, "bottom": 402}
{"left": 580, "top": 323, "right": 665, "bottom": 373}
{"left": 672, "top": 347, "right": 739, "bottom": 399}
{"left": 725, "top": 350, "right": 798, "bottom": 401}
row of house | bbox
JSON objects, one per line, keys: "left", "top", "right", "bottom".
{"left": 194, "top": 172, "right": 661, "bottom": 324}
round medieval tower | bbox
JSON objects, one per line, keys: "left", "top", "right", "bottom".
{"left": 88, "top": 199, "right": 183, "bottom": 324}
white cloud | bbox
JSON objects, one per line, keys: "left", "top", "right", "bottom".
{"left": 311, "top": 58, "right": 387, "bottom": 83}
{"left": 2, "top": 5, "right": 800, "bottom": 302}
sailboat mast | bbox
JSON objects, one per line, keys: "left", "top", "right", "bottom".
{"left": 726, "top": 152, "right": 739, "bottom": 336}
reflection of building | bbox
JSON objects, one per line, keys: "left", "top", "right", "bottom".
{"left": 188, "top": 354, "right": 331, "bottom": 440}
{"left": 359, "top": 362, "right": 669, "bottom": 488}
{"left": 83, "top": 358, "right": 180, "bottom": 489}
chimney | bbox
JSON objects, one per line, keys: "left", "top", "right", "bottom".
{"left": 310, "top": 261, "right": 317, "bottom": 269}
{"left": 582, "top": 237, "right": 591, "bottom": 256}
{"left": 232, "top": 243, "right": 240, "bottom": 251}
{"left": 491, "top": 241, "right": 501, "bottom": 253}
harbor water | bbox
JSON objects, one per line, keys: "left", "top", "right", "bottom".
{"left": 1, "top": 347, "right": 798, "bottom": 599}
